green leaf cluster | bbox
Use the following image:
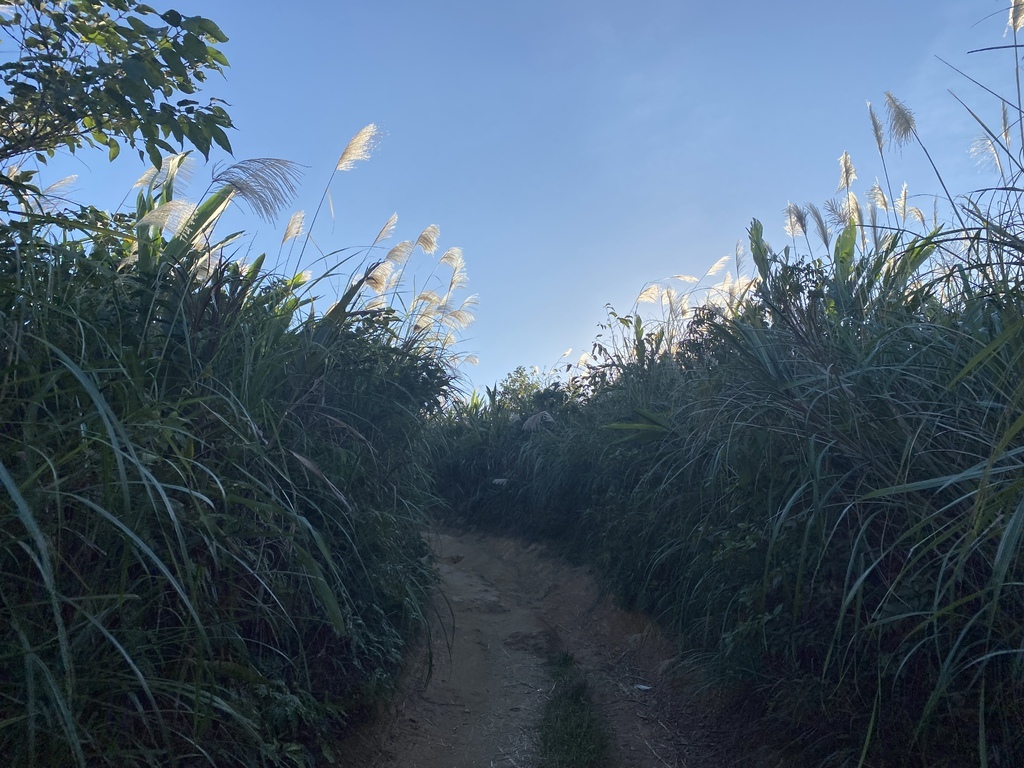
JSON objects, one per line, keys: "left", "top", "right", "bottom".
{"left": 0, "top": 0, "right": 232, "bottom": 188}
{"left": 0, "top": 159, "right": 452, "bottom": 766}
{"left": 0, "top": 6, "right": 463, "bottom": 765}
{"left": 431, "top": 36, "right": 1024, "bottom": 767}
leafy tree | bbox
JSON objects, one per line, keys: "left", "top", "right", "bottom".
{"left": 487, "top": 365, "right": 543, "bottom": 411}
{"left": 0, "top": 0, "right": 233, "bottom": 199}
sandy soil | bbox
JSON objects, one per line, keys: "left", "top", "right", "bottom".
{"left": 340, "top": 529, "right": 746, "bottom": 768}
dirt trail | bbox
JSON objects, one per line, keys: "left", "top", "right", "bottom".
{"left": 341, "top": 529, "right": 742, "bottom": 768}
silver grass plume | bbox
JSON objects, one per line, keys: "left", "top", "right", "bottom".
{"left": 1011, "top": 0, "right": 1024, "bottom": 31}
{"left": 523, "top": 411, "right": 555, "bottom": 432}
{"left": 825, "top": 196, "right": 856, "bottom": 229}
{"left": 211, "top": 158, "right": 303, "bottom": 222}
{"left": 415, "top": 288, "right": 443, "bottom": 309}
{"left": 825, "top": 197, "right": 851, "bottom": 228}
{"left": 868, "top": 202, "right": 880, "bottom": 251}
{"left": 458, "top": 292, "right": 480, "bottom": 318}
{"left": 439, "top": 296, "right": 477, "bottom": 330}
{"left": 135, "top": 152, "right": 194, "bottom": 190}
{"left": 442, "top": 252, "right": 470, "bottom": 293}
{"left": 1002, "top": 102, "right": 1012, "bottom": 150}
{"left": 365, "top": 260, "right": 394, "bottom": 294}
{"left": 894, "top": 182, "right": 925, "bottom": 225}
{"left": 42, "top": 175, "right": 77, "bottom": 198}
{"left": 707, "top": 253, "right": 730, "bottom": 277}
{"left": 868, "top": 101, "right": 885, "bottom": 155}
{"left": 662, "top": 287, "right": 688, "bottom": 326}
{"left": 445, "top": 269, "right": 470, "bottom": 293}
{"left": 137, "top": 199, "right": 199, "bottom": 234}
{"left": 383, "top": 269, "right": 403, "bottom": 294}
{"left": 336, "top": 124, "right": 378, "bottom": 171}
{"left": 416, "top": 224, "right": 440, "bottom": 254}
{"left": 281, "top": 210, "right": 305, "bottom": 244}
{"left": 837, "top": 151, "right": 857, "bottom": 191}
{"left": 896, "top": 182, "right": 908, "bottom": 220}
{"left": 670, "top": 274, "right": 699, "bottom": 283}
{"left": 25, "top": 175, "right": 77, "bottom": 215}
{"left": 884, "top": 92, "right": 916, "bottom": 148}
{"left": 805, "top": 202, "right": 831, "bottom": 250}
{"left": 877, "top": 231, "right": 896, "bottom": 254}
{"left": 708, "top": 271, "right": 749, "bottom": 313}
{"left": 784, "top": 202, "right": 807, "bottom": 238}
{"left": 637, "top": 284, "right": 661, "bottom": 303}
{"left": 438, "top": 329, "right": 459, "bottom": 351}
{"left": 868, "top": 182, "right": 888, "bottom": 212}
{"left": 386, "top": 240, "right": 414, "bottom": 265}
{"left": 847, "top": 190, "right": 862, "bottom": 226}
{"left": 971, "top": 136, "right": 1004, "bottom": 177}
{"left": 373, "top": 212, "right": 398, "bottom": 246}
{"left": 440, "top": 246, "right": 465, "bottom": 271}
{"left": 850, "top": 190, "right": 865, "bottom": 250}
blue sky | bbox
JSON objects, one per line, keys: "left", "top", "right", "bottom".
{"left": 41, "top": 1, "right": 1018, "bottom": 390}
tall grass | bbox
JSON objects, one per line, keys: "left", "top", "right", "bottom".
{"left": 431, "top": 25, "right": 1024, "bottom": 768}
{"left": 0, "top": 150, "right": 464, "bottom": 765}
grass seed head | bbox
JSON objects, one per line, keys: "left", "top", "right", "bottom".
{"left": 336, "top": 124, "right": 379, "bottom": 171}
{"left": 416, "top": 224, "right": 440, "bottom": 254}
{"left": 885, "top": 91, "right": 916, "bottom": 147}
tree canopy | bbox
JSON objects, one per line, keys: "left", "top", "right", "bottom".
{"left": 0, "top": 0, "right": 233, "bottom": 200}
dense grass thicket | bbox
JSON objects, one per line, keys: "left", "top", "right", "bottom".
{"left": 7, "top": 2, "right": 1024, "bottom": 767}
{"left": 0, "top": 4, "right": 474, "bottom": 765}
{"left": 0, "top": 156, "right": 463, "bottom": 765}
{"left": 431, "top": 85, "right": 1024, "bottom": 768}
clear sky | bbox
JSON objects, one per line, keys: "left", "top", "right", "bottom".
{"left": 39, "top": 1, "right": 1019, "bottom": 391}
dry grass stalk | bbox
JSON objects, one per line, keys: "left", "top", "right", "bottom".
{"left": 885, "top": 92, "right": 916, "bottom": 147}
{"left": 336, "top": 124, "right": 378, "bottom": 171}
{"left": 784, "top": 202, "right": 807, "bottom": 238}
{"left": 838, "top": 151, "right": 857, "bottom": 191}
{"left": 137, "top": 198, "right": 199, "bottom": 234}
{"left": 282, "top": 210, "right": 305, "bottom": 244}
{"left": 637, "top": 284, "right": 661, "bottom": 304}
{"left": 373, "top": 212, "right": 398, "bottom": 246}
{"left": 386, "top": 240, "right": 414, "bottom": 265}
{"left": 1011, "top": 0, "right": 1024, "bottom": 32}
{"left": 416, "top": 224, "right": 440, "bottom": 254}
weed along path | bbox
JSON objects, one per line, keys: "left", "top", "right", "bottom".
{"left": 343, "top": 529, "right": 733, "bottom": 768}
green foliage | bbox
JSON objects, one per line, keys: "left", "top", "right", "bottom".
{"left": 431, "top": 35, "right": 1024, "bottom": 768}
{"left": 0, "top": 157, "right": 453, "bottom": 765}
{"left": 0, "top": 0, "right": 232, "bottom": 187}
{"left": 430, "top": 367, "right": 584, "bottom": 538}
{"left": 0, "top": 7, "right": 469, "bottom": 761}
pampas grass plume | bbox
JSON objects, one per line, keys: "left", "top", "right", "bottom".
{"left": 336, "top": 124, "right": 378, "bottom": 171}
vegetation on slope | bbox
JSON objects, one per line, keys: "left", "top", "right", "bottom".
{"left": 0, "top": 2, "right": 472, "bottom": 765}
{"left": 6, "top": 2, "right": 1024, "bottom": 767}
{"left": 431, "top": 26, "right": 1024, "bottom": 768}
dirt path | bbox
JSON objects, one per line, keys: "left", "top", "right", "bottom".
{"left": 342, "top": 529, "right": 737, "bottom": 768}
